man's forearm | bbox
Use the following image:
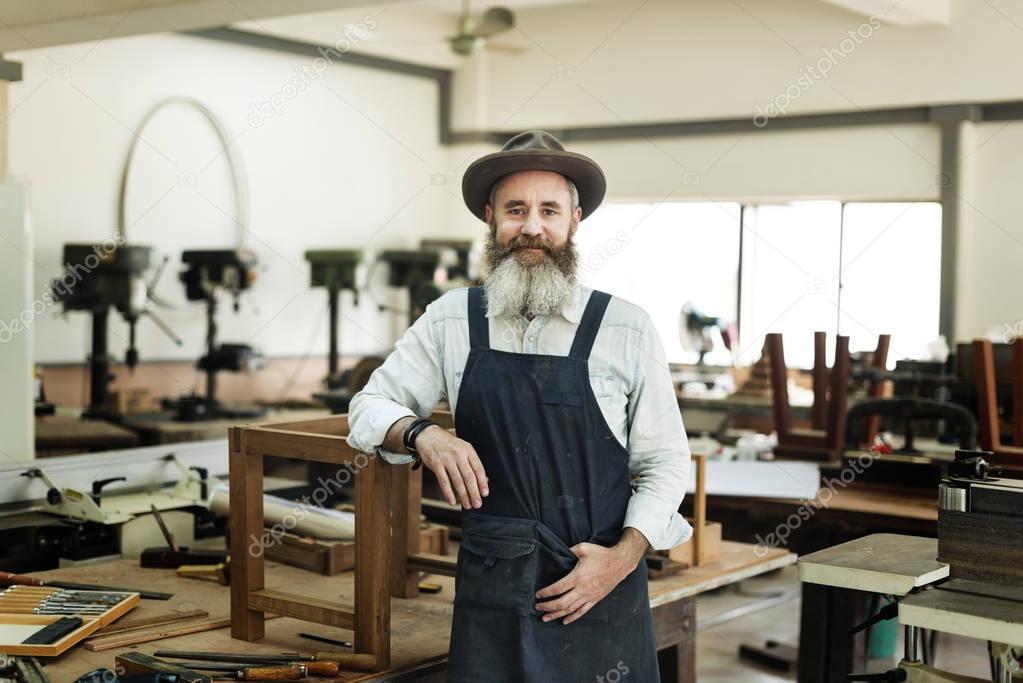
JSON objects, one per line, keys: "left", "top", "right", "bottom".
{"left": 614, "top": 527, "right": 650, "bottom": 571}
{"left": 382, "top": 416, "right": 417, "bottom": 454}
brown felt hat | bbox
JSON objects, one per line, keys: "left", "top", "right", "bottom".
{"left": 461, "top": 130, "right": 606, "bottom": 222}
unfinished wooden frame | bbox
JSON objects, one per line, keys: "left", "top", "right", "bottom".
{"left": 228, "top": 412, "right": 457, "bottom": 670}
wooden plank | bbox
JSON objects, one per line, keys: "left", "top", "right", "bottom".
{"left": 244, "top": 428, "right": 354, "bottom": 464}
{"left": 864, "top": 334, "right": 891, "bottom": 445}
{"left": 229, "top": 427, "right": 265, "bottom": 641}
{"left": 692, "top": 454, "right": 706, "bottom": 566}
{"left": 85, "top": 615, "right": 275, "bottom": 652}
{"left": 647, "top": 542, "right": 796, "bottom": 608}
{"left": 766, "top": 334, "right": 792, "bottom": 437}
{"left": 826, "top": 335, "right": 850, "bottom": 454}
{"left": 390, "top": 465, "right": 421, "bottom": 598}
{"left": 974, "top": 339, "right": 1001, "bottom": 451}
{"left": 355, "top": 453, "right": 391, "bottom": 667}
{"left": 253, "top": 415, "right": 348, "bottom": 435}
{"left": 407, "top": 553, "right": 458, "bottom": 577}
{"left": 248, "top": 590, "right": 354, "bottom": 629}
{"left": 812, "top": 331, "right": 828, "bottom": 430}
{"left": 91, "top": 609, "right": 208, "bottom": 636}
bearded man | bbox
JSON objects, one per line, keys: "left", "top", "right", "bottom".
{"left": 347, "top": 130, "right": 691, "bottom": 682}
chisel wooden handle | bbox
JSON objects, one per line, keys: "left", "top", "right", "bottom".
{"left": 315, "top": 652, "right": 377, "bottom": 670}
{"left": 237, "top": 664, "right": 303, "bottom": 680}
{"left": 304, "top": 661, "right": 340, "bottom": 677}
{"left": 0, "top": 571, "right": 45, "bottom": 586}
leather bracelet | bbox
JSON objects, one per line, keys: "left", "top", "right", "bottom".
{"left": 403, "top": 417, "right": 437, "bottom": 460}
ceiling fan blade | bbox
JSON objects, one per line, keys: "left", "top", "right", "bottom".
{"left": 484, "top": 41, "right": 526, "bottom": 55}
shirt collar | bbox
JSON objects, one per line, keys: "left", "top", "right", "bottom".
{"left": 484, "top": 283, "right": 589, "bottom": 324}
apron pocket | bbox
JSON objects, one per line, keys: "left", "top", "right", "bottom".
{"left": 456, "top": 533, "right": 537, "bottom": 617}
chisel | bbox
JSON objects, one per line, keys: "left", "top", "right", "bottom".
{"left": 178, "top": 662, "right": 310, "bottom": 680}
{"left": 0, "top": 571, "right": 171, "bottom": 600}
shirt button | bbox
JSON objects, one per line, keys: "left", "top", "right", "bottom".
{"left": 528, "top": 336, "right": 536, "bottom": 343}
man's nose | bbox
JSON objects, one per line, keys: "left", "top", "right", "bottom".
{"left": 521, "top": 209, "right": 543, "bottom": 236}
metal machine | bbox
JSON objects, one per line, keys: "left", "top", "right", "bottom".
{"left": 163, "top": 249, "right": 264, "bottom": 421}
{"left": 379, "top": 239, "right": 475, "bottom": 324}
{"left": 843, "top": 450, "right": 1023, "bottom": 682}
{"left": 304, "top": 249, "right": 361, "bottom": 390}
{"left": 50, "top": 243, "right": 180, "bottom": 419}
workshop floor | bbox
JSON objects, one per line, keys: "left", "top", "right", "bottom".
{"left": 697, "top": 565, "right": 994, "bottom": 681}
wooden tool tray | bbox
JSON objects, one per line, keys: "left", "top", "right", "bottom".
{"left": 0, "top": 590, "right": 139, "bottom": 656}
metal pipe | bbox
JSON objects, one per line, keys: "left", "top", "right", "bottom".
{"left": 904, "top": 625, "right": 921, "bottom": 663}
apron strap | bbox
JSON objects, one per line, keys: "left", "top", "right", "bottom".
{"left": 467, "top": 286, "right": 490, "bottom": 350}
{"left": 568, "top": 290, "right": 612, "bottom": 361}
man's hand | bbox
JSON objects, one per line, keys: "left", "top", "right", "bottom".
{"left": 534, "top": 528, "right": 649, "bottom": 624}
{"left": 415, "top": 426, "right": 489, "bottom": 509}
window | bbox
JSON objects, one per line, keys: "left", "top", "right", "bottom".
{"left": 578, "top": 200, "right": 942, "bottom": 370}
{"left": 576, "top": 201, "right": 741, "bottom": 364}
{"left": 739, "top": 201, "right": 942, "bottom": 368}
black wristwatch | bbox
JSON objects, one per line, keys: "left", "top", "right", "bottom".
{"left": 403, "top": 418, "right": 436, "bottom": 470}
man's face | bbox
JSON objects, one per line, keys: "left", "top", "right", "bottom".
{"left": 485, "top": 170, "right": 582, "bottom": 266}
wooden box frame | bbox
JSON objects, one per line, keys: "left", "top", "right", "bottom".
{"left": 228, "top": 412, "right": 457, "bottom": 670}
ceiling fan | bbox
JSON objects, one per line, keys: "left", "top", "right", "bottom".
{"left": 447, "top": 0, "right": 522, "bottom": 56}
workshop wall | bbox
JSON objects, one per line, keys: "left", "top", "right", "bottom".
{"left": 447, "top": 0, "right": 1023, "bottom": 344}
{"left": 8, "top": 31, "right": 470, "bottom": 380}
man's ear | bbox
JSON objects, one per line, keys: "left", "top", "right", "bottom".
{"left": 573, "top": 206, "right": 582, "bottom": 223}
{"left": 484, "top": 203, "right": 494, "bottom": 225}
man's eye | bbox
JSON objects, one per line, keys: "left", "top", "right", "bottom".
{"left": 543, "top": 209, "right": 556, "bottom": 216}
{"left": 509, "top": 208, "right": 524, "bottom": 215}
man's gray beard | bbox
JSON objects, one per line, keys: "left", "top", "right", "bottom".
{"left": 482, "top": 238, "right": 578, "bottom": 319}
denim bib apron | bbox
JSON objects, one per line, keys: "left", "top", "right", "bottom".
{"left": 446, "top": 286, "right": 659, "bottom": 682}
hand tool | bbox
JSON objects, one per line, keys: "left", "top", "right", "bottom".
{"left": 114, "top": 653, "right": 212, "bottom": 682}
{"left": 180, "top": 662, "right": 306, "bottom": 680}
{"left": 0, "top": 571, "right": 171, "bottom": 600}
{"left": 152, "top": 652, "right": 340, "bottom": 678}
{"left": 297, "top": 633, "right": 352, "bottom": 648}
{"left": 153, "top": 651, "right": 311, "bottom": 663}
{"left": 139, "top": 505, "right": 227, "bottom": 569}
{"left": 175, "top": 559, "right": 230, "bottom": 586}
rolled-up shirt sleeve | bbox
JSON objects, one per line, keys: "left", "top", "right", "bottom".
{"left": 346, "top": 299, "right": 447, "bottom": 464}
{"left": 622, "top": 316, "right": 692, "bottom": 551}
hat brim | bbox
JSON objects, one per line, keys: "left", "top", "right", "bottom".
{"left": 462, "top": 149, "right": 606, "bottom": 222}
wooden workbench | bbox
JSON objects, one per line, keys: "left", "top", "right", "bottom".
{"left": 34, "top": 414, "right": 140, "bottom": 457}
{"left": 34, "top": 542, "right": 793, "bottom": 682}
{"left": 123, "top": 409, "right": 331, "bottom": 445}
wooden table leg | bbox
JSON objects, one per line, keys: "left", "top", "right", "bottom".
{"left": 229, "top": 428, "right": 265, "bottom": 641}
{"left": 356, "top": 455, "right": 392, "bottom": 667}
{"left": 390, "top": 465, "right": 422, "bottom": 598}
{"left": 654, "top": 596, "right": 696, "bottom": 683}
{"left": 799, "top": 583, "right": 869, "bottom": 683}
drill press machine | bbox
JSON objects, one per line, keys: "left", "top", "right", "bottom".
{"left": 163, "top": 249, "right": 264, "bottom": 421}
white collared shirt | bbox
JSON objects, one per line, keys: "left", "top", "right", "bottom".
{"left": 346, "top": 284, "right": 692, "bottom": 551}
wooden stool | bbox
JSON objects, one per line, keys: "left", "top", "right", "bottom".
{"left": 227, "top": 412, "right": 457, "bottom": 670}
{"left": 767, "top": 332, "right": 850, "bottom": 463}
{"left": 972, "top": 338, "right": 1023, "bottom": 473}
